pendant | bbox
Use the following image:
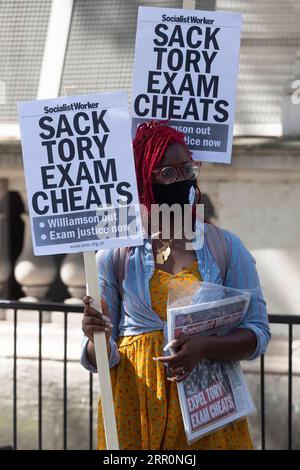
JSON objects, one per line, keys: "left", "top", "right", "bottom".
{"left": 156, "top": 246, "right": 171, "bottom": 264}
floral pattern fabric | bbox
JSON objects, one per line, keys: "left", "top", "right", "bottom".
{"left": 97, "top": 261, "right": 253, "bottom": 450}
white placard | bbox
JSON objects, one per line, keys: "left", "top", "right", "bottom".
{"left": 131, "top": 7, "right": 243, "bottom": 164}
{"left": 18, "top": 91, "right": 144, "bottom": 255}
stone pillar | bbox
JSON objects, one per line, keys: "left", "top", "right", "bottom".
{"left": 52, "top": 253, "right": 85, "bottom": 325}
{"left": 0, "top": 179, "right": 11, "bottom": 319}
{"left": 13, "top": 191, "right": 57, "bottom": 321}
{"left": 60, "top": 253, "right": 86, "bottom": 304}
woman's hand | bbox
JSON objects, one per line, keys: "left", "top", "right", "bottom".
{"left": 153, "top": 334, "right": 209, "bottom": 382}
{"left": 153, "top": 329, "right": 258, "bottom": 382}
{"left": 82, "top": 295, "right": 113, "bottom": 347}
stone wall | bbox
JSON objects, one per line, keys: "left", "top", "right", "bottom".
{"left": 200, "top": 137, "right": 300, "bottom": 319}
{"left": 0, "top": 137, "right": 299, "bottom": 318}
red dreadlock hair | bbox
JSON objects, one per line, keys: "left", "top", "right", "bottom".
{"left": 132, "top": 119, "right": 194, "bottom": 211}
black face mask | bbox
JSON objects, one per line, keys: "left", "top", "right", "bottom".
{"left": 152, "top": 180, "right": 197, "bottom": 207}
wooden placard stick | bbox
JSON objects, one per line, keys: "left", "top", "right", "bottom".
{"left": 83, "top": 251, "right": 119, "bottom": 450}
{"left": 64, "top": 86, "right": 119, "bottom": 450}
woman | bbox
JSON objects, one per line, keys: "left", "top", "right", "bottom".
{"left": 81, "top": 120, "right": 270, "bottom": 450}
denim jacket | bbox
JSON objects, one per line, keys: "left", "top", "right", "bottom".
{"left": 80, "top": 223, "right": 271, "bottom": 372}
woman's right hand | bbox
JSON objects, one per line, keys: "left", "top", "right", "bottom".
{"left": 82, "top": 296, "right": 113, "bottom": 346}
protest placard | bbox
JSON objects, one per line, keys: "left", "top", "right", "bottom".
{"left": 18, "top": 90, "right": 144, "bottom": 449}
{"left": 18, "top": 91, "right": 143, "bottom": 256}
{"left": 131, "top": 6, "right": 243, "bottom": 163}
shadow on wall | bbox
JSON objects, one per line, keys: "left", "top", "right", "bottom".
{"left": 8, "top": 191, "right": 24, "bottom": 300}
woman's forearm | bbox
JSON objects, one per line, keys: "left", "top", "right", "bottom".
{"left": 86, "top": 341, "right": 97, "bottom": 368}
{"left": 86, "top": 338, "right": 111, "bottom": 368}
{"left": 203, "top": 328, "right": 257, "bottom": 362}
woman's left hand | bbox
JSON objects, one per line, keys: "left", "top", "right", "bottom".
{"left": 153, "top": 334, "right": 210, "bottom": 382}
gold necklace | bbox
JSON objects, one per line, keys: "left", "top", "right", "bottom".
{"left": 154, "top": 228, "right": 183, "bottom": 265}
{"left": 155, "top": 238, "right": 173, "bottom": 264}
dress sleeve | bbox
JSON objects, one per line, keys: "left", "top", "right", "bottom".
{"left": 80, "top": 249, "right": 121, "bottom": 372}
{"left": 223, "top": 230, "right": 271, "bottom": 360}
{"left": 80, "top": 335, "right": 120, "bottom": 373}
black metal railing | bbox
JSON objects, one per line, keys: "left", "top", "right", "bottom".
{"left": 0, "top": 300, "right": 299, "bottom": 450}
{"left": 260, "top": 314, "right": 300, "bottom": 450}
{"left": 0, "top": 300, "right": 88, "bottom": 451}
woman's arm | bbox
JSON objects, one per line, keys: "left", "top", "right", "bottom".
{"left": 154, "top": 230, "right": 271, "bottom": 381}
{"left": 86, "top": 338, "right": 111, "bottom": 368}
{"left": 154, "top": 328, "right": 257, "bottom": 381}
{"left": 223, "top": 230, "right": 271, "bottom": 360}
{"left": 200, "top": 328, "right": 257, "bottom": 361}
{"left": 80, "top": 249, "right": 122, "bottom": 373}
{"left": 86, "top": 341, "right": 97, "bottom": 368}
{"left": 82, "top": 299, "right": 112, "bottom": 369}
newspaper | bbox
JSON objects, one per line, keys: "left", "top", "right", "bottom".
{"left": 167, "top": 285, "right": 255, "bottom": 444}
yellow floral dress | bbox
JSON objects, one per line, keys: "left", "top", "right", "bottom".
{"left": 97, "top": 260, "right": 253, "bottom": 450}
